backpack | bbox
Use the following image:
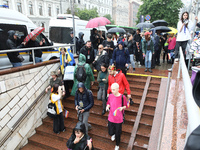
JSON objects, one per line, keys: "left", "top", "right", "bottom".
{"left": 76, "top": 63, "right": 87, "bottom": 82}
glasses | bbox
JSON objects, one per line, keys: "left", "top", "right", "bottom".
{"left": 98, "top": 47, "right": 103, "bottom": 49}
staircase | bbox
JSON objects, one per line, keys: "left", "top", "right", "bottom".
{"left": 21, "top": 74, "right": 165, "bottom": 150}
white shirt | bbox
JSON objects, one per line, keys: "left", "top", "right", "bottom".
{"left": 52, "top": 94, "right": 62, "bottom": 113}
{"left": 176, "top": 20, "right": 194, "bottom": 42}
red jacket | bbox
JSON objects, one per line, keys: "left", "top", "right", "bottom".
{"left": 107, "top": 70, "right": 131, "bottom": 95}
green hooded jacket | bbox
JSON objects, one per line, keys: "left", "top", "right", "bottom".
{"left": 71, "top": 54, "right": 95, "bottom": 96}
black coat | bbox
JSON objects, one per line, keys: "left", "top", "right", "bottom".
{"left": 6, "top": 30, "right": 24, "bottom": 63}
{"left": 134, "top": 34, "right": 142, "bottom": 43}
{"left": 77, "top": 32, "right": 85, "bottom": 53}
{"left": 90, "top": 32, "right": 100, "bottom": 49}
{"left": 127, "top": 40, "right": 136, "bottom": 55}
{"left": 26, "top": 40, "right": 45, "bottom": 58}
{"left": 80, "top": 45, "right": 95, "bottom": 64}
{"left": 94, "top": 51, "right": 109, "bottom": 71}
{"left": 74, "top": 83, "right": 94, "bottom": 111}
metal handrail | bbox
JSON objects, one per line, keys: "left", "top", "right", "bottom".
{"left": 0, "top": 44, "right": 75, "bottom": 65}
{"left": 177, "top": 47, "right": 200, "bottom": 144}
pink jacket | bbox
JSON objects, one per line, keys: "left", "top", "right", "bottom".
{"left": 107, "top": 94, "right": 127, "bottom": 123}
{"left": 168, "top": 37, "right": 176, "bottom": 50}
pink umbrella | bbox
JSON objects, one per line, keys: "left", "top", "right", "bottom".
{"left": 86, "top": 17, "right": 111, "bottom": 28}
{"left": 24, "top": 27, "right": 44, "bottom": 43}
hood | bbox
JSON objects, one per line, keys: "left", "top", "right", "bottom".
{"left": 79, "top": 32, "right": 84, "bottom": 39}
{"left": 73, "top": 121, "right": 86, "bottom": 135}
{"left": 7, "top": 30, "right": 15, "bottom": 40}
{"left": 78, "top": 53, "right": 86, "bottom": 63}
{"left": 118, "top": 40, "right": 124, "bottom": 47}
{"left": 77, "top": 82, "right": 86, "bottom": 89}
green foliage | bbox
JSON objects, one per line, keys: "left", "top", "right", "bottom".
{"left": 136, "top": 0, "right": 183, "bottom": 27}
{"left": 77, "top": 8, "right": 99, "bottom": 20}
{"left": 103, "top": 14, "right": 115, "bottom": 24}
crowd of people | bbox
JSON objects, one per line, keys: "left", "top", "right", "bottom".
{"left": 6, "top": 10, "right": 200, "bottom": 150}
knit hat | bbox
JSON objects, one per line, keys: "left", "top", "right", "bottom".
{"left": 118, "top": 40, "right": 124, "bottom": 47}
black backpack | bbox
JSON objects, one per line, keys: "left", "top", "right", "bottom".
{"left": 76, "top": 63, "right": 87, "bottom": 82}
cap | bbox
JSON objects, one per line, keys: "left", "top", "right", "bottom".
{"left": 144, "top": 31, "right": 151, "bottom": 36}
{"left": 14, "top": 32, "right": 19, "bottom": 36}
{"left": 50, "top": 71, "right": 57, "bottom": 76}
{"left": 70, "top": 31, "right": 73, "bottom": 34}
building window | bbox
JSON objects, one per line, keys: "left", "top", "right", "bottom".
{"left": 29, "top": 1, "right": 33, "bottom": 15}
{"left": 3, "top": 0, "right": 9, "bottom": 7}
{"left": 39, "top": 3, "right": 43, "bottom": 16}
{"left": 48, "top": 4, "right": 52, "bottom": 16}
{"left": 56, "top": 7, "right": 59, "bottom": 15}
{"left": 17, "top": 0, "right": 22, "bottom": 13}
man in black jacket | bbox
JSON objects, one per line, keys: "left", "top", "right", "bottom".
{"left": 77, "top": 32, "right": 85, "bottom": 54}
{"left": 102, "top": 34, "right": 115, "bottom": 65}
{"left": 26, "top": 34, "right": 46, "bottom": 63}
{"left": 80, "top": 41, "right": 95, "bottom": 71}
{"left": 90, "top": 28, "right": 100, "bottom": 57}
{"left": 134, "top": 29, "right": 142, "bottom": 65}
{"left": 74, "top": 82, "right": 94, "bottom": 134}
{"left": 6, "top": 30, "right": 25, "bottom": 67}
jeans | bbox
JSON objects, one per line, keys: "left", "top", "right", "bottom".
{"left": 78, "top": 111, "right": 90, "bottom": 134}
{"left": 145, "top": 50, "right": 152, "bottom": 69}
{"left": 11, "top": 62, "right": 22, "bottom": 67}
{"left": 130, "top": 54, "right": 135, "bottom": 69}
{"left": 97, "top": 86, "right": 106, "bottom": 110}
{"left": 35, "top": 57, "right": 43, "bottom": 63}
{"left": 109, "top": 59, "right": 113, "bottom": 65}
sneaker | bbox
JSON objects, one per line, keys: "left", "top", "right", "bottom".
{"left": 168, "top": 68, "right": 172, "bottom": 71}
{"left": 111, "top": 135, "right": 115, "bottom": 141}
{"left": 133, "top": 68, "right": 135, "bottom": 71}
{"left": 115, "top": 145, "right": 119, "bottom": 150}
{"left": 144, "top": 69, "right": 147, "bottom": 72}
{"left": 62, "top": 128, "right": 66, "bottom": 132}
{"left": 149, "top": 69, "right": 152, "bottom": 73}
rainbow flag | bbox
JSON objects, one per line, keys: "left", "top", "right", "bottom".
{"left": 127, "top": 99, "right": 130, "bottom": 108}
{"left": 168, "top": 53, "right": 171, "bottom": 60}
{"left": 65, "top": 110, "right": 69, "bottom": 118}
{"left": 113, "top": 107, "right": 120, "bottom": 116}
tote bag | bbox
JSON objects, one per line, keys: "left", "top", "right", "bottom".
{"left": 63, "top": 66, "right": 75, "bottom": 80}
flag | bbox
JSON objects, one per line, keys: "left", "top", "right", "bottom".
{"left": 65, "top": 110, "right": 69, "bottom": 118}
{"left": 127, "top": 99, "right": 130, "bottom": 108}
{"left": 113, "top": 107, "right": 120, "bottom": 116}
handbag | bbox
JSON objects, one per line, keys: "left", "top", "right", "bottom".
{"left": 17, "top": 55, "right": 25, "bottom": 62}
{"left": 47, "top": 102, "right": 57, "bottom": 118}
{"left": 63, "top": 66, "right": 75, "bottom": 80}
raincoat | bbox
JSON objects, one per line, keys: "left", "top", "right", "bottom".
{"left": 71, "top": 54, "right": 95, "bottom": 96}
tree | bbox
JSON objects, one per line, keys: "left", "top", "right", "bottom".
{"left": 137, "top": 0, "right": 183, "bottom": 27}
{"left": 103, "top": 14, "right": 115, "bottom": 24}
{"left": 77, "top": 8, "right": 99, "bottom": 21}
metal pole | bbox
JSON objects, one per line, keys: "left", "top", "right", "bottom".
{"left": 60, "top": 0, "right": 62, "bottom": 14}
{"left": 71, "top": 0, "right": 76, "bottom": 54}
{"left": 32, "top": 49, "right": 35, "bottom": 65}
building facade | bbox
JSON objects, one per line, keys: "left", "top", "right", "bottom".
{"left": 112, "top": 0, "right": 129, "bottom": 26}
{"left": 129, "top": 0, "right": 142, "bottom": 27}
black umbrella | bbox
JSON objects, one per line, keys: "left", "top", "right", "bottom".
{"left": 155, "top": 26, "right": 171, "bottom": 32}
{"left": 108, "top": 27, "right": 126, "bottom": 33}
{"left": 136, "top": 22, "right": 154, "bottom": 28}
{"left": 152, "top": 20, "right": 168, "bottom": 27}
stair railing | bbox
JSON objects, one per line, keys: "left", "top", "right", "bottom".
{"left": 177, "top": 47, "right": 200, "bottom": 146}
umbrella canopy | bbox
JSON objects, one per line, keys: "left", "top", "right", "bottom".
{"left": 86, "top": 17, "right": 111, "bottom": 28}
{"left": 168, "top": 27, "right": 178, "bottom": 34}
{"left": 136, "top": 22, "right": 154, "bottom": 29}
{"left": 152, "top": 20, "right": 168, "bottom": 27}
{"left": 155, "top": 26, "right": 171, "bottom": 32}
{"left": 24, "top": 27, "right": 44, "bottom": 43}
{"left": 107, "top": 27, "right": 126, "bottom": 34}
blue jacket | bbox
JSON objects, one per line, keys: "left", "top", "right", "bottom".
{"left": 74, "top": 82, "right": 94, "bottom": 112}
{"left": 112, "top": 47, "right": 130, "bottom": 68}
